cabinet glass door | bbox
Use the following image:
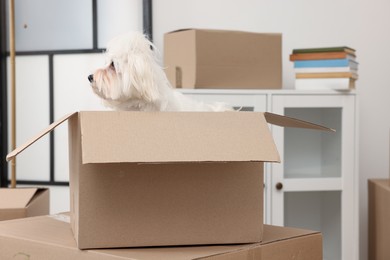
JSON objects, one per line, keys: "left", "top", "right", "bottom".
{"left": 271, "top": 94, "right": 357, "bottom": 260}
{"left": 284, "top": 107, "right": 342, "bottom": 178}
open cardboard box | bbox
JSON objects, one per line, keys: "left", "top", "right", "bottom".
{"left": 164, "top": 29, "right": 282, "bottom": 89}
{"left": 0, "top": 188, "right": 49, "bottom": 221}
{"left": 0, "top": 213, "right": 322, "bottom": 260}
{"left": 368, "top": 179, "right": 390, "bottom": 260}
{"left": 7, "top": 111, "right": 332, "bottom": 249}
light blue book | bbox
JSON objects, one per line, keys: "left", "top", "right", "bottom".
{"left": 294, "top": 59, "right": 358, "bottom": 69}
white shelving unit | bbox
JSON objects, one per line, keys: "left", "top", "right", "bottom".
{"left": 181, "top": 89, "right": 358, "bottom": 260}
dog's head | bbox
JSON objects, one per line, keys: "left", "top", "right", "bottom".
{"left": 88, "top": 32, "right": 160, "bottom": 108}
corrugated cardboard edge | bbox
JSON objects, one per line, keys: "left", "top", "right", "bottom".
{"left": 6, "top": 112, "right": 77, "bottom": 162}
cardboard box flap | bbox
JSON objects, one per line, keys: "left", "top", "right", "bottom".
{"left": 166, "top": 28, "right": 195, "bottom": 34}
{"left": 166, "top": 29, "right": 227, "bottom": 35}
{"left": 167, "top": 28, "right": 280, "bottom": 36}
{"left": 0, "top": 188, "right": 39, "bottom": 208}
{"left": 264, "top": 112, "right": 335, "bottom": 132}
{"left": 79, "top": 111, "right": 281, "bottom": 164}
{"left": 7, "top": 111, "right": 332, "bottom": 165}
{"left": 6, "top": 112, "right": 77, "bottom": 162}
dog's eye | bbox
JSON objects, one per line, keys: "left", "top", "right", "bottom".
{"left": 110, "top": 61, "right": 115, "bottom": 70}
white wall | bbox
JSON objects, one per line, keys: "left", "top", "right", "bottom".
{"left": 152, "top": 1, "right": 390, "bottom": 260}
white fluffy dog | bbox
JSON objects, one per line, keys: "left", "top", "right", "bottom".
{"left": 88, "top": 32, "right": 233, "bottom": 112}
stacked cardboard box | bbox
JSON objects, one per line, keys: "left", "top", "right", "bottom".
{"left": 5, "top": 111, "right": 328, "bottom": 259}
{"left": 368, "top": 179, "right": 390, "bottom": 260}
{"left": 0, "top": 188, "right": 49, "bottom": 221}
{"left": 164, "top": 29, "right": 282, "bottom": 89}
{"left": 0, "top": 213, "right": 322, "bottom": 259}
{"left": 368, "top": 131, "right": 390, "bottom": 260}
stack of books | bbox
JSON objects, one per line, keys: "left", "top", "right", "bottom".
{"left": 290, "top": 46, "right": 358, "bottom": 90}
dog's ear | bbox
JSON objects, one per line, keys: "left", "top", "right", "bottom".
{"left": 125, "top": 51, "right": 159, "bottom": 103}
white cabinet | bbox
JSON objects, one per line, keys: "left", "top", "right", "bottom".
{"left": 182, "top": 91, "right": 267, "bottom": 112}
{"left": 180, "top": 89, "right": 358, "bottom": 260}
{"left": 271, "top": 94, "right": 358, "bottom": 260}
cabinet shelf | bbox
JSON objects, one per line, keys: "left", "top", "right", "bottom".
{"left": 281, "top": 177, "right": 342, "bottom": 192}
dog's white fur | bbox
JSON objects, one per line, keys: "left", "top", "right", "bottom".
{"left": 89, "top": 32, "right": 233, "bottom": 112}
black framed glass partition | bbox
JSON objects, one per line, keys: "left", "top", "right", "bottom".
{"left": 0, "top": 0, "right": 153, "bottom": 187}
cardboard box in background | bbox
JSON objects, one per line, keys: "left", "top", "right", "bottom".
{"left": 164, "top": 29, "right": 282, "bottom": 89}
{"left": 0, "top": 188, "right": 49, "bottom": 221}
{"left": 0, "top": 213, "right": 323, "bottom": 260}
{"left": 7, "top": 111, "right": 332, "bottom": 249}
{"left": 368, "top": 179, "right": 390, "bottom": 260}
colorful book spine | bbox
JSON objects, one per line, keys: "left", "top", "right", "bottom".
{"left": 295, "top": 78, "right": 355, "bottom": 90}
{"left": 290, "top": 52, "right": 355, "bottom": 61}
{"left": 296, "top": 72, "right": 358, "bottom": 80}
{"left": 294, "top": 67, "right": 357, "bottom": 73}
{"left": 295, "top": 78, "right": 356, "bottom": 90}
{"left": 294, "top": 59, "right": 358, "bottom": 69}
{"left": 292, "top": 46, "right": 355, "bottom": 54}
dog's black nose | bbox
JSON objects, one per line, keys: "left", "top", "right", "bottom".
{"left": 88, "top": 74, "right": 94, "bottom": 83}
